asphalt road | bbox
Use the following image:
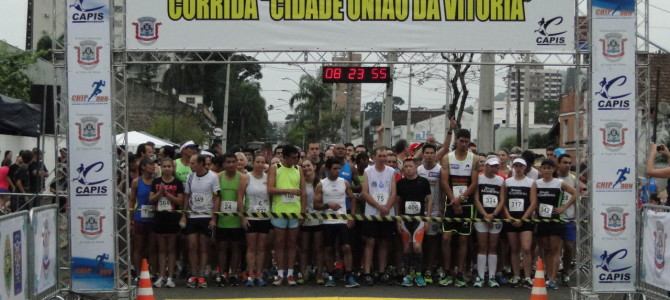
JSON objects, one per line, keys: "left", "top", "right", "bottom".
{"left": 155, "top": 284, "right": 571, "bottom": 300}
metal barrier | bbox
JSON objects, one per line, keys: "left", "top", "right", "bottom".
{"left": 29, "top": 205, "right": 59, "bottom": 300}
{"left": 639, "top": 204, "right": 670, "bottom": 300}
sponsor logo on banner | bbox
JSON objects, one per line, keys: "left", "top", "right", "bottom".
{"left": 593, "top": 0, "right": 635, "bottom": 17}
{"left": 77, "top": 210, "right": 105, "bottom": 239}
{"left": 600, "top": 32, "right": 627, "bottom": 62}
{"left": 595, "top": 167, "right": 634, "bottom": 192}
{"left": 69, "top": 0, "right": 106, "bottom": 23}
{"left": 600, "top": 122, "right": 628, "bottom": 151}
{"left": 596, "top": 248, "right": 633, "bottom": 283}
{"left": 72, "top": 161, "right": 109, "bottom": 196}
{"left": 654, "top": 220, "right": 667, "bottom": 273}
{"left": 74, "top": 40, "right": 102, "bottom": 69}
{"left": 534, "top": 17, "right": 567, "bottom": 46}
{"left": 76, "top": 116, "right": 103, "bottom": 146}
{"left": 595, "top": 76, "right": 632, "bottom": 111}
{"left": 601, "top": 206, "right": 629, "bottom": 235}
{"left": 71, "top": 80, "right": 108, "bottom": 104}
{"left": 133, "top": 17, "right": 162, "bottom": 44}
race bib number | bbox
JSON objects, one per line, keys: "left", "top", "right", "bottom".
{"left": 482, "top": 194, "right": 498, "bottom": 208}
{"left": 192, "top": 193, "right": 205, "bottom": 204}
{"left": 282, "top": 194, "right": 297, "bottom": 203}
{"left": 405, "top": 201, "right": 421, "bottom": 215}
{"left": 509, "top": 198, "right": 524, "bottom": 212}
{"left": 252, "top": 205, "right": 268, "bottom": 214}
{"left": 452, "top": 186, "right": 467, "bottom": 198}
{"left": 220, "top": 201, "right": 238, "bottom": 213}
{"left": 140, "top": 205, "right": 154, "bottom": 219}
{"left": 375, "top": 193, "right": 388, "bottom": 206}
{"left": 157, "top": 197, "right": 172, "bottom": 212}
{"left": 539, "top": 203, "right": 553, "bottom": 218}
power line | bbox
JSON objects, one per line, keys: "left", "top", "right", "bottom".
{"left": 650, "top": 3, "right": 670, "bottom": 15}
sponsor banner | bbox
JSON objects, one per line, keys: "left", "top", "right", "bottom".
{"left": 125, "top": 0, "right": 575, "bottom": 52}
{"left": 0, "top": 213, "right": 29, "bottom": 300}
{"left": 591, "top": 0, "right": 636, "bottom": 292}
{"left": 642, "top": 210, "right": 670, "bottom": 290}
{"left": 31, "top": 207, "right": 57, "bottom": 295}
{"left": 66, "top": 0, "right": 116, "bottom": 292}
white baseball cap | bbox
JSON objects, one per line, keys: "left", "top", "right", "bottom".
{"left": 485, "top": 157, "right": 500, "bottom": 166}
{"left": 179, "top": 140, "right": 198, "bottom": 152}
{"left": 512, "top": 158, "right": 527, "bottom": 166}
{"left": 200, "top": 150, "right": 214, "bottom": 158}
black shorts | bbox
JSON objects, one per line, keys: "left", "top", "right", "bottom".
{"left": 361, "top": 220, "right": 395, "bottom": 239}
{"left": 154, "top": 212, "right": 181, "bottom": 234}
{"left": 322, "top": 223, "right": 352, "bottom": 248}
{"left": 504, "top": 221, "right": 535, "bottom": 233}
{"left": 300, "top": 224, "right": 323, "bottom": 233}
{"left": 183, "top": 218, "right": 211, "bottom": 236}
{"left": 247, "top": 219, "right": 272, "bottom": 234}
{"left": 216, "top": 228, "right": 245, "bottom": 242}
{"left": 442, "top": 204, "right": 474, "bottom": 236}
{"left": 536, "top": 222, "right": 565, "bottom": 237}
{"left": 133, "top": 221, "right": 154, "bottom": 236}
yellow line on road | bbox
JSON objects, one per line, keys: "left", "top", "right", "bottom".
{"left": 166, "top": 298, "right": 512, "bottom": 300}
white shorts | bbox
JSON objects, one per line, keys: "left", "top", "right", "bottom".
{"left": 426, "top": 211, "right": 442, "bottom": 236}
{"left": 474, "top": 222, "right": 503, "bottom": 234}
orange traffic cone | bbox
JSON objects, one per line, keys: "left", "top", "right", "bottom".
{"left": 137, "top": 259, "right": 156, "bottom": 300}
{"left": 530, "top": 257, "right": 548, "bottom": 300}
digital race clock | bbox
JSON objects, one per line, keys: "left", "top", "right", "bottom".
{"left": 322, "top": 66, "right": 391, "bottom": 83}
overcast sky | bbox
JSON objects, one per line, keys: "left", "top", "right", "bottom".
{"left": 1, "top": 0, "right": 669, "bottom": 122}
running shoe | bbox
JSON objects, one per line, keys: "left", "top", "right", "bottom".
{"left": 495, "top": 272, "right": 508, "bottom": 285}
{"left": 401, "top": 275, "right": 414, "bottom": 287}
{"left": 473, "top": 276, "right": 484, "bottom": 288}
{"left": 415, "top": 273, "right": 427, "bottom": 287}
{"left": 197, "top": 277, "right": 207, "bottom": 288}
{"left": 153, "top": 277, "right": 165, "bottom": 288}
{"left": 272, "top": 276, "right": 283, "bottom": 286}
{"left": 287, "top": 275, "right": 297, "bottom": 286}
{"left": 381, "top": 272, "right": 392, "bottom": 286}
{"left": 255, "top": 278, "right": 267, "bottom": 287}
{"left": 297, "top": 272, "right": 305, "bottom": 285}
{"left": 562, "top": 274, "right": 571, "bottom": 286}
{"left": 438, "top": 274, "right": 453, "bottom": 287}
{"left": 165, "top": 277, "right": 176, "bottom": 288}
{"left": 488, "top": 277, "right": 500, "bottom": 288}
{"left": 454, "top": 274, "right": 467, "bottom": 288}
{"left": 316, "top": 272, "right": 325, "bottom": 285}
{"left": 325, "top": 275, "right": 336, "bottom": 287}
{"left": 186, "top": 276, "right": 197, "bottom": 288}
{"left": 546, "top": 280, "right": 559, "bottom": 290}
{"left": 245, "top": 277, "right": 254, "bottom": 287}
{"left": 345, "top": 274, "right": 360, "bottom": 288}
{"left": 364, "top": 274, "right": 374, "bottom": 286}
{"left": 424, "top": 270, "right": 433, "bottom": 285}
{"left": 523, "top": 277, "right": 533, "bottom": 288}
{"left": 508, "top": 276, "right": 520, "bottom": 287}
{"left": 215, "top": 274, "right": 226, "bottom": 287}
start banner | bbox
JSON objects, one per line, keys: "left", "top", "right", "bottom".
{"left": 125, "top": 0, "right": 575, "bottom": 52}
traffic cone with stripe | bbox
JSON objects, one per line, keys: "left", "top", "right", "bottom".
{"left": 530, "top": 257, "right": 548, "bottom": 300}
{"left": 137, "top": 259, "right": 155, "bottom": 300}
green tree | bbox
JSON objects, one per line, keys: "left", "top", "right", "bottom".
{"left": 226, "top": 81, "right": 270, "bottom": 146}
{"left": 363, "top": 96, "right": 405, "bottom": 120}
{"left": 0, "top": 43, "right": 41, "bottom": 100}
{"left": 147, "top": 115, "right": 208, "bottom": 145}
{"left": 535, "top": 100, "right": 560, "bottom": 125}
{"left": 499, "top": 136, "right": 517, "bottom": 152}
{"left": 287, "top": 73, "right": 335, "bottom": 143}
{"left": 528, "top": 132, "right": 553, "bottom": 149}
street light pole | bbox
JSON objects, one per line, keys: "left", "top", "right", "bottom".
{"left": 406, "top": 64, "right": 413, "bottom": 141}
{"left": 222, "top": 61, "right": 231, "bottom": 153}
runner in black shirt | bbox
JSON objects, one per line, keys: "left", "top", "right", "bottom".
{"left": 396, "top": 158, "right": 432, "bottom": 287}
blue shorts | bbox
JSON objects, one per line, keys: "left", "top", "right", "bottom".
{"left": 562, "top": 221, "right": 576, "bottom": 242}
{"left": 271, "top": 217, "right": 299, "bottom": 229}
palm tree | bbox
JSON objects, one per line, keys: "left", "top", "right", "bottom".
{"left": 288, "top": 74, "right": 332, "bottom": 141}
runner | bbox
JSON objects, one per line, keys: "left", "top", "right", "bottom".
{"left": 440, "top": 129, "right": 478, "bottom": 287}
{"left": 556, "top": 154, "right": 578, "bottom": 285}
{"left": 535, "top": 159, "right": 577, "bottom": 290}
{"left": 235, "top": 152, "right": 249, "bottom": 174}
{"left": 299, "top": 159, "right": 323, "bottom": 285}
{"left": 361, "top": 146, "right": 397, "bottom": 286}
{"left": 503, "top": 158, "right": 537, "bottom": 288}
{"left": 239, "top": 155, "right": 271, "bottom": 287}
{"left": 130, "top": 158, "right": 156, "bottom": 282}
{"left": 416, "top": 144, "right": 442, "bottom": 284}
{"left": 215, "top": 153, "right": 244, "bottom": 287}
{"left": 396, "top": 158, "right": 432, "bottom": 287}
{"left": 150, "top": 158, "right": 184, "bottom": 288}
{"left": 496, "top": 149, "right": 511, "bottom": 178}
{"left": 267, "top": 144, "right": 306, "bottom": 286}
{"left": 182, "top": 154, "right": 221, "bottom": 288}
{"left": 314, "top": 158, "right": 360, "bottom": 288}
{"left": 472, "top": 156, "right": 506, "bottom": 288}
{"left": 175, "top": 141, "right": 198, "bottom": 183}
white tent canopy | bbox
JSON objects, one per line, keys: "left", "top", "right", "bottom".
{"left": 116, "top": 131, "right": 177, "bottom": 154}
